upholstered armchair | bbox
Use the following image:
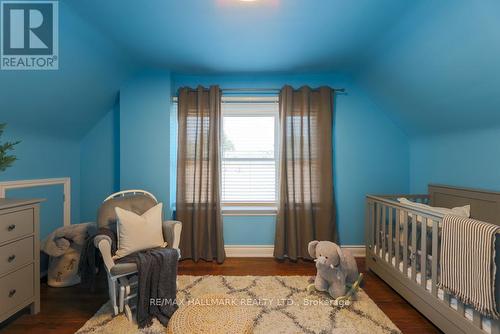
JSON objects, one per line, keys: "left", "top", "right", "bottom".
{"left": 94, "top": 190, "right": 182, "bottom": 319}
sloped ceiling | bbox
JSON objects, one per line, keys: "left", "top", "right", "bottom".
{"left": 66, "top": 0, "right": 413, "bottom": 73}
{"left": 357, "top": 0, "right": 500, "bottom": 136}
{"left": 0, "top": 2, "right": 138, "bottom": 138}
{"left": 1, "top": 0, "right": 498, "bottom": 138}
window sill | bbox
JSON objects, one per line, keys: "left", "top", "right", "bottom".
{"left": 222, "top": 205, "right": 278, "bottom": 216}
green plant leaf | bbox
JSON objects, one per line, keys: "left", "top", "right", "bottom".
{"left": 0, "top": 123, "right": 20, "bottom": 172}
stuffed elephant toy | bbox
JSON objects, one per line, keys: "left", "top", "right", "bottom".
{"left": 308, "top": 240, "right": 359, "bottom": 298}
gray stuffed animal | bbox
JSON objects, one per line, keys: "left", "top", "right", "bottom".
{"left": 42, "top": 222, "right": 97, "bottom": 287}
{"left": 308, "top": 240, "right": 359, "bottom": 299}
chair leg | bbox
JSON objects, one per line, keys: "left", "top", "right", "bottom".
{"left": 118, "top": 276, "right": 130, "bottom": 314}
{"left": 124, "top": 304, "right": 133, "bottom": 322}
{"left": 108, "top": 276, "right": 119, "bottom": 316}
{"left": 119, "top": 285, "right": 125, "bottom": 313}
{"left": 120, "top": 275, "right": 138, "bottom": 322}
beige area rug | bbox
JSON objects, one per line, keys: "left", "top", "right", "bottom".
{"left": 76, "top": 275, "right": 400, "bottom": 334}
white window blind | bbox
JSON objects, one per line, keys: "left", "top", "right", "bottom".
{"left": 221, "top": 101, "right": 279, "bottom": 204}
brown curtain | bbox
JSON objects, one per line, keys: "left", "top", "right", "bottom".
{"left": 176, "top": 85, "right": 226, "bottom": 263}
{"left": 274, "top": 85, "right": 337, "bottom": 260}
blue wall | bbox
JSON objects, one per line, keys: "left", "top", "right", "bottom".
{"left": 0, "top": 1, "right": 134, "bottom": 238}
{"left": 0, "top": 0, "right": 414, "bottom": 245}
{"left": 0, "top": 69, "right": 410, "bottom": 246}
{"left": 119, "top": 70, "right": 172, "bottom": 218}
{"left": 173, "top": 73, "right": 409, "bottom": 245}
{"left": 80, "top": 106, "right": 120, "bottom": 222}
{"left": 2, "top": 0, "right": 496, "bottom": 248}
{"left": 357, "top": 0, "right": 500, "bottom": 137}
{"left": 410, "top": 127, "right": 500, "bottom": 194}
{"left": 0, "top": 1, "right": 135, "bottom": 139}
{"left": 8, "top": 185, "right": 64, "bottom": 239}
{"left": 224, "top": 216, "right": 276, "bottom": 246}
{"left": 0, "top": 126, "right": 80, "bottom": 236}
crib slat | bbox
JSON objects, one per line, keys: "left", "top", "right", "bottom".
{"left": 370, "top": 202, "right": 375, "bottom": 250}
{"left": 403, "top": 211, "right": 409, "bottom": 277}
{"left": 382, "top": 206, "right": 387, "bottom": 260}
{"left": 395, "top": 208, "right": 400, "bottom": 271}
{"left": 431, "top": 220, "right": 438, "bottom": 297}
{"left": 366, "top": 201, "right": 371, "bottom": 251}
{"left": 421, "top": 218, "right": 427, "bottom": 290}
{"left": 376, "top": 204, "right": 381, "bottom": 255}
{"left": 411, "top": 214, "right": 418, "bottom": 282}
{"left": 388, "top": 207, "right": 393, "bottom": 262}
{"left": 472, "top": 310, "right": 481, "bottom": 328}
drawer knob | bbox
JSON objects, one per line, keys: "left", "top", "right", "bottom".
{"left": 8, "top": 289, "right": 16, "bottom": 298}
{"left": 7, "top": 224, "right": 16, "bottom": 231}
{"left": 8, "top": 254, "right": 16, "bottom": 262}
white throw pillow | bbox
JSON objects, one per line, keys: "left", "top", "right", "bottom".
{"left": 114, "top": 203, "right": 167, "bottom": 259}
{"left": 397, "top": 197, "right": 470, "bottom": 218}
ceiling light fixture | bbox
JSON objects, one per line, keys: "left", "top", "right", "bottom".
{"left": 216, "top": 0, "right": 278, "bottom": 8}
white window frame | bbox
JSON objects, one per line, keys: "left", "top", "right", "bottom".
{"left": 221, "top": 97, "right": 279, "bottom": 212}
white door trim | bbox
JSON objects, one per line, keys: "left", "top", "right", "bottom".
{"left": 0, "top": 177, "right": 71, "bottom": 226}
{"left": 224, "top": 245, "right": 365, "bottom": 258}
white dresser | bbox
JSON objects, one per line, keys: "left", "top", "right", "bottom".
{"left": 0, "top": 199, "right": 42, "bottom": 322}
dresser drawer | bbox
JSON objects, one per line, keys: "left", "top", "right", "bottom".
{"left": 0, "top": 209, "right": 34, "bottom": 244}
{"left": 0, "top": 264, "right": 34, "bottom": 316}
{"left": 0, "top": 237, "right": 34, "bottom": 276}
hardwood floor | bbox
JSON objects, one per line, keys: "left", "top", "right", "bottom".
{"left": 0, "top": 258, "right": 441, "bottom": 334}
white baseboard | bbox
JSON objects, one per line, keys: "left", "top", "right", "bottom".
{"left": 225, "top": 245, "right": 365, "bottom": 258}
{"left": 342, "top": 245, "right": 366, "bottom": 258}
{"left": 225, "top": 245, "right": 274, "bottom": 257}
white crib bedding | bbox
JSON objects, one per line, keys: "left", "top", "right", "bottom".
{"left": 375, "top": 247, "right": 492, "bottom": 334}
{"left": 397, "top": 198, "right": 471, "bottom": 220}
{"left": 399, "top": 210, "right": 436, "bottom": 228}
{"left": 391, "top": 200, "right": 470, "bottom": 254}
{"left": 383, "top": 214, "right": 438, "bottom": 255}
{"left": 382, "top": 234, "right": 434, "bottom": 273}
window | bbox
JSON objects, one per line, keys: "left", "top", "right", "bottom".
{"left": 221, "top": 98, "right": 279, "bottom": 205}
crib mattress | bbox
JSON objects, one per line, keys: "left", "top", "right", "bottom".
{"left": 374, "top": 247, "right": 492, "bottom": 334}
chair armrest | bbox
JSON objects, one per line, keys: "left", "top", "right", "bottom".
{"left": 94, "top": 235, "right": 115, "bottom": 273}
{"left": 162, "top": 220, "right": 182, "bottom": 250}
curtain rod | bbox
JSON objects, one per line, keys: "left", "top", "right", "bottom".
{"left": 221, "top": 87, "right": 346, "bottom": 93}
{"left": 172, "top": 87, "right": 346, "bottom": 101}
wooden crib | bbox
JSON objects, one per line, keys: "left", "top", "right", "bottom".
{"left": 366, "top": 184, "right": 500, "bottom": 334}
